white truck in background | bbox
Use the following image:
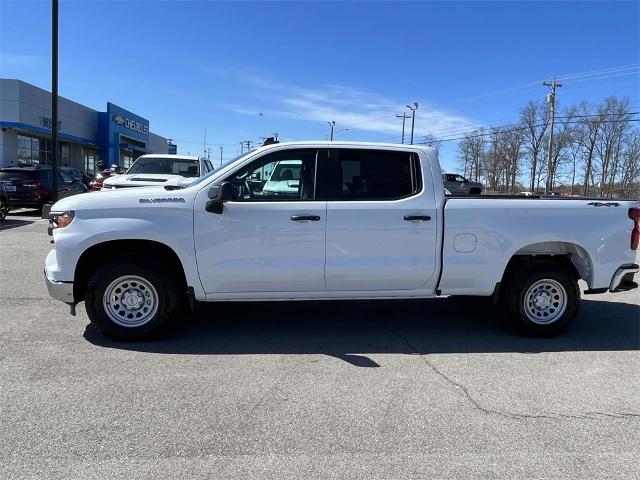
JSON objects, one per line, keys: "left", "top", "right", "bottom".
{"left": 102, "top": 154, "right": 214, "bottom": 190}
{"left": 44, "top": 142, "right": 639, "bottom": 340}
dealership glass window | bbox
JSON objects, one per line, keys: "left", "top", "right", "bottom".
{"left": 17, "top": 134, "right": 43, "bottom": 165}
{"left": 83, "top": 147, "right": 98, "bottom": 173}
{"left": 60, "top": 143, "right": 71, "bottom": 167}
{"left": 121, "top": 151, "right": 136, "bottom": 170}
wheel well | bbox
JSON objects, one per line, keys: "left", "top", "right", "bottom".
{"left": 469, "top": 187, "right": 482, "bottom": 195}
{"left": 509, "top": 241, "right": 592, "bottom": 285}
{"left": 74, "top": 240, "right": 187, "bottom": 302}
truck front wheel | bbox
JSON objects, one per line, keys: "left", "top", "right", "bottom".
{"left": 502, "top": 261, "right": 580, "bottom": 336}
{"left": 85, "top": 258, "right": 182, "bottom": 340}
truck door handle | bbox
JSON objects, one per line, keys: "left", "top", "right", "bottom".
{"left": 404, "top": 215, "right": 431, "bottom": 221}
{"left": 291, "top": 215, "right": 321, "bottom": 222}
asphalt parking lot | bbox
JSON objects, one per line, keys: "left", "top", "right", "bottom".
{"left": 1, "top": 209, "right": 639, "bottom": 479}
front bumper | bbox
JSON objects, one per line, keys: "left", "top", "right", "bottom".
{"left": 609, "top": 264, "right": 639, "bottom": 293}
{"left": 44, "top": 268, "right": 74, "bottom": 303}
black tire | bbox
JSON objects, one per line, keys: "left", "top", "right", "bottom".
{"left": 85, "top": 258, "right": 182, "bottom": 340}
{"left": 0, "top": 198, "right": 8, "bottom": 222}
{"left": 501, "top": 260, "right": 580, "bottom": 337}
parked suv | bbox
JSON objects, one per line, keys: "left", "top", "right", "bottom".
{"left": 442, "top": 173, "right": 483, "bottom": 195}
{"left": 0, "top": 166, "right": 87, "bottom": 210}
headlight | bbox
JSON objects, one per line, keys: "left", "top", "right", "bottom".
{"left": 48, "top": 210, "right": 75, "bottom": 236}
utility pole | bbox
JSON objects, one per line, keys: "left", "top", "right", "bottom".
{"left": 328, "top": 121, "right": 335, "bottom": 141}
{"left": 543, "top": 78, "right": 561, "bottom": 193}
{"left": 273, "top": 132, "right": 279, "bottom": 141}
{"left": 219, "top": 146, "right": 223, "bottom": 165}
{"left": 406, "top": 102, "right": 418, "bottom": 145}
{"left": 244, "top": 140, "right": 253, "bottom": 152}
{"left": 50, "top": 0, "right": 59, "bottom": 204}
{"left": 396, "top": 112, "right": 409, "bottom": 144}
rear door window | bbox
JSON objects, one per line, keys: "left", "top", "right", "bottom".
{"left": 0, "top": 171, "right": 37, "bottom": 182}
{"left": 326, "top": 149, "right": 421, "bottom": 200}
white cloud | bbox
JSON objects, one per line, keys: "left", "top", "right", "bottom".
{"left": 207, "top": 66, "right": 476, "bottom": 141}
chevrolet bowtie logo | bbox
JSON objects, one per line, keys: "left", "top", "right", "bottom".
{"left": 112, "top": 114, "right": 125, "bottom": 126}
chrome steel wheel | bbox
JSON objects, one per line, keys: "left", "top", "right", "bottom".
{"left": 102, "top": 275, "right": 159, "bottom": 327}
{"left": 523, "top": 279, "right": 567, "bottom": 325}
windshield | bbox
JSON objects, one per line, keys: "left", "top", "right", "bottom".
{"left": 127, "top": 157, "right": 200, "bottom": 177}
{"left": 186, "top": 151, "right": 254, "bottom": 188}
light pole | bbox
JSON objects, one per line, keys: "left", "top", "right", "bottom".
{"left": 406, "top": 102, "right": 418, "bottom": 145}
{"left": 328, "top": 121, "right": 335, "bottom": 141}
{"left": 51, "top": 0, "right": 59, "bottom": 203}
{"left": 219, "top": 146, "right": 223, "bottom": 165}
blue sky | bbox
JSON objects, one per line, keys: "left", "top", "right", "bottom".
{"left": 1, "top": 0, "right": 639, "bottom": 169}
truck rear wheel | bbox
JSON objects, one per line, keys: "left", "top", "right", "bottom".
{"left": 502, "top": 260, "right": 580, "bottom": 336}
{"left": 85, "top": 258, "right": 181, "bottom": 340}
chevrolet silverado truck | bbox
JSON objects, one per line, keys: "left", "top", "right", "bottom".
{"left": 44, "top": 142, "right": 639, "bottom": 340}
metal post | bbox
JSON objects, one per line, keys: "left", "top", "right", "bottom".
{"left": 50, "top": 0, "right": 59, "bottom": 202}
{"left": 219, "top": 146, "right": 223, "bottom": 165}
{"left": 406, "top": 103, "right": 418, "bottom": 145}
{"left": 328, "top": 121, "right": 335, "bottom": 141}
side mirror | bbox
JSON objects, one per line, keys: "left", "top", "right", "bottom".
{"left": 206, "top": 181, "right": 236, "bottom": 214}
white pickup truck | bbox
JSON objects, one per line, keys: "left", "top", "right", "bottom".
{"left": 101, "top": 154, "right": 213, "bottom": 190}
{"left": 44, "top": 142, "right": 639, "bottom": 340}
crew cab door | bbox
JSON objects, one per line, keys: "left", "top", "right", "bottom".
{"left": 324, "top": 148, "right": 438, "bottom": 291}
{"left": 194, "top": 148, "right": 326, "bottom": 294}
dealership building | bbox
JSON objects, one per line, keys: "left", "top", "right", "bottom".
{"left": 0, "top": 78, "right": 177, "bottom": 172}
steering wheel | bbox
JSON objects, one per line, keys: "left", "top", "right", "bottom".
{"left": 242, "top": 178, "right": 254, "bottom": 199}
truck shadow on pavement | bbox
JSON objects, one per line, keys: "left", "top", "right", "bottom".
{"left": 85, "top": 297, "right": 640, "bottom": 367}
{"left": 0, "top": 218, "right": 36, "bottom": 230}
{"left": 84, "top": 297, "right": 640, "bottom": 366}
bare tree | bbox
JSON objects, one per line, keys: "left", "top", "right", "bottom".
{"left": 619, "top": 131, "right": 640, "bottom": 198}
{"left": 593, "top": 97, "right": 632, "bottom": 196}
{"left": 503, "top": 128, "right": 525, "bottom": 193}
{"left": 484, "top": 128, "right": 509, "bottom": 192}
{"left": 453, "top": 96, "right": 638, "bottom": 197}
{"left": 458, "top": 130, "right": 486, "bottom": 182}
{"left": 457, "top": 135, "right": 471, "bottom": 178}
{"left": 576, "top": 102, "right": 604, "bottom": 196}
{"left": 520, "top": 101, "right": 549, "bottom": 192}
{"left": 423, "top": 133, "right": 442, "bottom": 157}
{"left": 544, "top": 107, "right": 576, "bottom": 190}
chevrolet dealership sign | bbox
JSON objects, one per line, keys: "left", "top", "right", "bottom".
{"left": 112, "top": 114, "right": 149, "bottom": 135}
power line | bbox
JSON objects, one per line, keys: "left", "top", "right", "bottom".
{"left": 562, "top": 70, "right": 639, "bottom": 85}
{"left": 557, "top": 64, "right": 639, "bottom": 81}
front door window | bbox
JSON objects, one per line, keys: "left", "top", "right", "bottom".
{"left": 226, "top": 149, "right": 317, "bottom": 201}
